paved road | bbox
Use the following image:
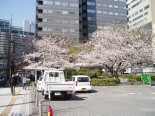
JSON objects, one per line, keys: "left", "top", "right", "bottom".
{"left": 31, "top": 86, "right": 155, "bottom": 116}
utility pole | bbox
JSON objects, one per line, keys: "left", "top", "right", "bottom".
{"left": 7, "top": 16, "right": 12, "bottom": 79}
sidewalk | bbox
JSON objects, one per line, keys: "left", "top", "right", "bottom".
{"left": 0, "top": 84, "right": 33, "bottom": 116}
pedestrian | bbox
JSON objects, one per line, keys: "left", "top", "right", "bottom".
{"left": 22, "top": 76, "right": 27, "bottom": 90}
{"left": 29, "top": 73, "right": 35, "bottom": 86}
{"left": 9, "top": 74, "right": 17, "bottom": 96}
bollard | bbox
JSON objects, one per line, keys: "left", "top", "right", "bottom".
{"left": 35, "top": 87, "right": 36, "bottom": 98}
{"left": 48, "top": 106, "right": 53, "bottom": 116}
{"left": 36, "top": 91, "right": 39, "bottom": 106}
{"left": 39, "top": 100, "right": 42, "bottom": 116}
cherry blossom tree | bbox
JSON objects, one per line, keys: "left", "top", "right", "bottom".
{"left": 77, "top": 26, "right": 153, "bottom": 77}
{"left": 22, "top": 34, "right": 73, "bottom": 70}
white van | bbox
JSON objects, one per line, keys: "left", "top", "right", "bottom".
{"left": 71, "top": 75, "right": 92, "bottom": 92}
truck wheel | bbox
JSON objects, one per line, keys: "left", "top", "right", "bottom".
{"left": 44, "top": 95, "right": 48, "bottom": 99}
{"left": 64, "top": 94, "right": 72, "bottom": 100}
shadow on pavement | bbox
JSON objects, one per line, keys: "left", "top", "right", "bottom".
{"left": 75, "top": 89, "right": 98, "bottom": 94}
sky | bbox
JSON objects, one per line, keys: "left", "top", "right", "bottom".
{"left": 0, "top": 0, "right": 36, "bottom": 27}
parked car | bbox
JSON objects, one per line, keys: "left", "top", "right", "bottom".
{"left": 37, "top": 77, "right": 43, "bottom": 91}
{"left": 70, "top": 75, "right": 92, "bottom": 92}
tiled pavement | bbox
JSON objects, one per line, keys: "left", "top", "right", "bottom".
{"left": 0, "top": 83, "right": 35, "bottom": 116}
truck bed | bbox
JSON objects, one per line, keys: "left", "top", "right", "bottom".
{"left": 45, "top": 82, "right": 75, "bottom": 91}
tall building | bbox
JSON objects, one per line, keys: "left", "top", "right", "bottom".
{"left": 127, "top": 0, "right": 155, "bottom": 67}
{"left": 127, "top": 0, "right": 155, "bottom": 29}
{"left": 23, "top": 20, "right": 35, "bottom": 33}
{"left": 36, "top": 0, "right": 127, "bottom": 42}
{"left": 0, "top": 19, "right": 35, "bottom": 74}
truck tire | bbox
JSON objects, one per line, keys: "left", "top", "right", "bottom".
{"left": 64, "top": 94, "right": 72, "bottom": 100}
{"left": 44, "top": 95, "right": 48, "bottom": 99}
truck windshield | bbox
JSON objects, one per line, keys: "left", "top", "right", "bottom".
{"left": 77, "top": 77, "right": 89, "bottom": 82}
{"left": 49, "top": 72, "right": 59, "bottom": 77}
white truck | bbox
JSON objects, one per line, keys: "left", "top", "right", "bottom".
{"left": 41, "top": 70, "right": 75, "bottom": 100}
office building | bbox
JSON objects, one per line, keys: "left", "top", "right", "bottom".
{"left": 127, "top": 0, "right": 155, "bottom": 29}
{"left": 0, "top": 19, "right": 34, "bottom": 74}
{"left": 36, "top": 0, "right": 127, "bottom": 42}
{"left": 23, "top": 20, "right": 35, "bottom": 33}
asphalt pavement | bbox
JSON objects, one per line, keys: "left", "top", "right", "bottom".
{"left": 31, "top": 85, "right": 155, "bottom": 116}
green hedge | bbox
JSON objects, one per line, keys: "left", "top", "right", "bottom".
{"left": 119, "top": 74, "right": 141, "bottom": 81}
{"left": 91, "top": 78, "right": 120, "bottom": 86}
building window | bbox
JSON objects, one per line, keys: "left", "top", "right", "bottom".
{"left": 69, "top": 11, "right": 79, "bottom": 15}
{"left": 62, "top": 2, "right": 68, "bottom": 6}
{"left": 48, "top": 10, "right": 53, "bottom": 13}
{"left": 62, "top": 29, "right": 68, "bottom": 32}
{"left": 114, "top": 12, "right": 119, "bottom": 16}
{"left": 109, "top": 12, "right": 113, "bottom": 15}
{"left": 87, "top": 2, "right": 95, "bottom": 6}
{"left": 88, "top": 17, "right": 96, "bottom": 21}
{"left": 97, "top": 17, "right": 102, "bottom": 21}
{"left": 132, "top": 11, "right": 138, "bottom": 17}
{"left": 97, "top": 10, "right": 102, "bottom": 14}
{"left": 43, "top": 9, "right": 48, "bottom": 13}
{"left": 87, "top": 9, "right": 96, "bottom": 13}
{"left": 62, "top": 11, "right": 68, "bottom": 14}
{"left": 119, "top": 6, "right": 126, "bottom": 9}
{"left": 102, "top": 4, "right": 108, "bottom": 7}
{"left": 48, "top": 28, "right": 53, "bottom": 32}
{"left": 69, "top": 3, "right": 78, "bottom": 7}
{"left": 120, "top": 13, "right": 127, "bottom": 16}
{"left": 43, "top": 18, "right": 47, "bottom": 22}
{"left": 47, "top": 18, "right": 54, "bottom": 22}
{"left": 119, "top": 0, "right": 126, "bottom": 2}
{"left": 43, "top": 27, "right": 47, "bottom": 31}
{"left": 133, "top": 14, "right": 143, "bottom": 22}
{"left": 55, "top": 18, "right": 61, "bottom": 23}
{"left": 109, "top": 19, "right": 114, "bottom": 23}
{"left": 70, "top": 20, "right": 79, "bottom": 24}
{"left": 114, "top": 5, "right": 118, "bottom": 8}
{"left": 62, "top": 19, "right": 69, "bottom": 24}
{"left": 70, "top": 29, "right": 76, "bottom": 32}
{"left": 139, "top": 8, "right": 143, "bottom": 13}
{"left": 55, "top": 2, "right": 61, "bottom": 6}
{"left": 103, "top": 11, "right": 108, "bottom": 14}
{"left": 96, "top": 3, "right": 102, "bottom": 6}
{"left": 144, "top": 12, "right": 148, "bottom": 16}
{"left": 54, "top": 10, "right": 61, "bottom": 14}
{"left": 144, "top": 5, "right": 149, "bottom": 10}
{"left": 103, "top": 18, "right": 108, "bottom": 22}
{"left": 43, "top": 0, "right": 53, "bottom": 5}
{"left": 108, "top": 5, "right": 113, "bottom": 8}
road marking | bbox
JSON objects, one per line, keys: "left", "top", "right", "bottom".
{"left": 0, "top": 87, "right": 22, "bottom": 116}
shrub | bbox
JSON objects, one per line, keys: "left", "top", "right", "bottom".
{"left": 119, "top": 74, "right": 141, "bottom": 81}
{"left": 66, "top": 68, "right": 78, "bottom": 78}
{"left": 65, "top": 79, "right": 70, "bottom": 82}
{"left": 91, "top": 78, "right": 120, "bottom": 86}
{"left": 151, "top": 75, "right": 155, "bottom": 82}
